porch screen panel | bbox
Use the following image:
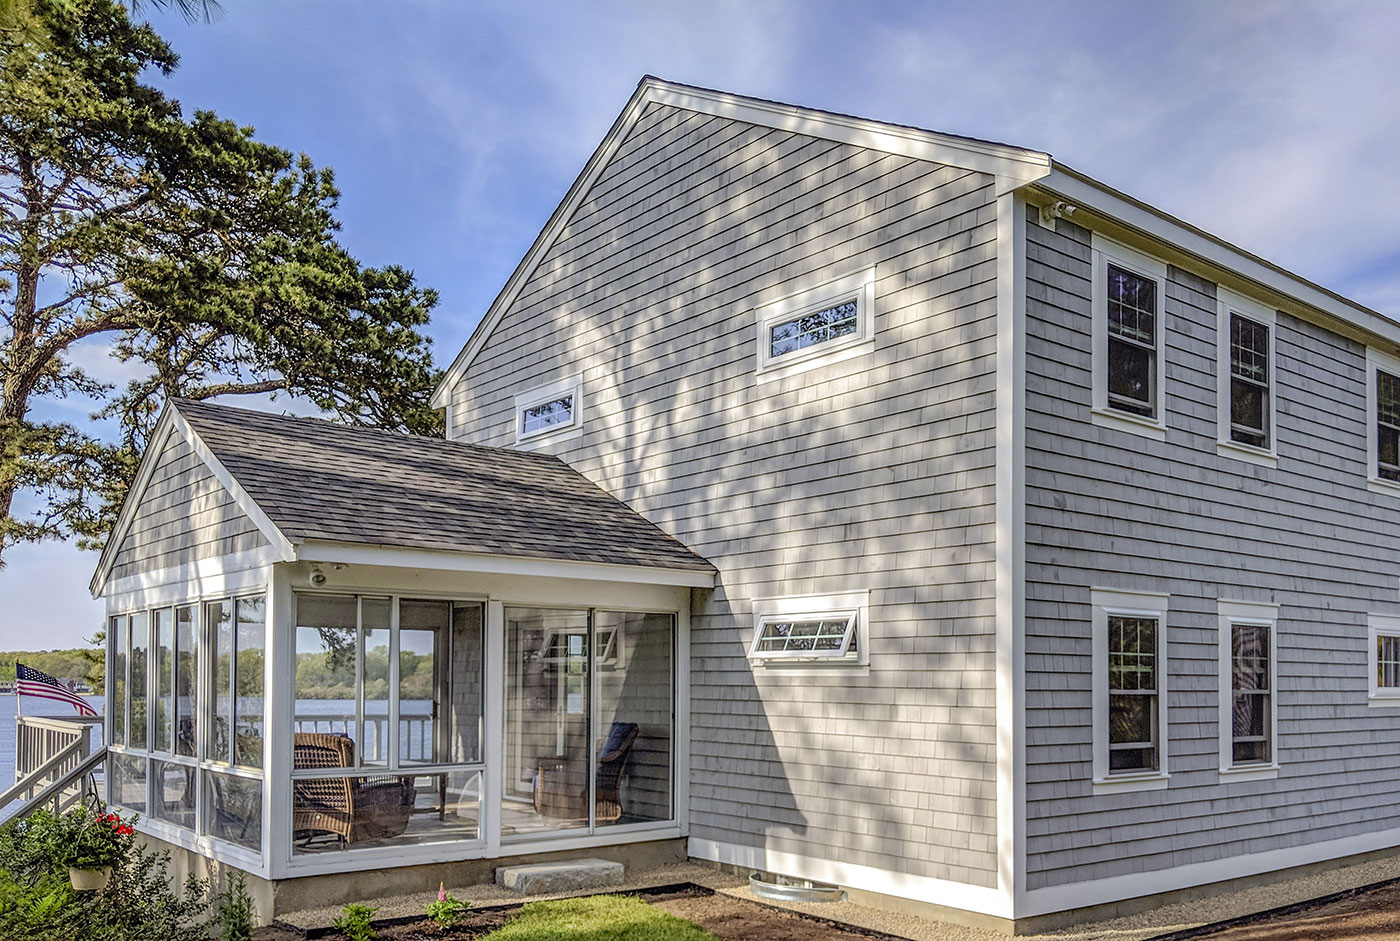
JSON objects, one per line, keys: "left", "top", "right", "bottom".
{"left": 207, "top": 600, "right": 234, "bottom": 762}
{"left": 111, "top": 616, "right": 127, "bottom": 746}
{"left": 234, "top": 597, "right": 265, "bottom": 768}
{"left": 174, "top": 605, "right": 197, "bottom": 757}
{"left": 154, "top": 608, "right": 174, "bottom": 753}
{"left": 362, "top": 598, "right": 391, "bottom": 765}
{"left": 129, "top": 612, "right": 148, "bottom": 749}
{"left": 594, "top": 611, "right": 673, "bottom": 827}
{"left": 447, "top": 602, "right": 485, "bottom": 764}
{"left": 293, "top": 594, "right": 359, "bottom": 763}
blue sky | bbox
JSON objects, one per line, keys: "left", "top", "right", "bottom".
{"left": 5, "top": 0, "right": 1400, "bottom": 649}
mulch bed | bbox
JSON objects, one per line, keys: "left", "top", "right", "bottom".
{"left": 256, "top": 883, "right": 910, "bottom": 941}
{"left": 1159, "top": 878, "right": 1400, "bottom": 941}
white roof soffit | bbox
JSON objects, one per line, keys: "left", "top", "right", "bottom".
{"left": 430, "top": 77, "right": 1053, "bottom": 406}
{"left": 1031, "top": 162, "right": 1400, "bottom": 353}
{"left": 89, "top": 403, "right": 296, "bottom": 599}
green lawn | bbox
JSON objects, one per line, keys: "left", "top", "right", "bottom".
{"left": 485, "top": 894, "right": 717, "bottom": 941}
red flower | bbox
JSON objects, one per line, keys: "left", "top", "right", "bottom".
{"left": 117, "top": 825, "right": 133, "bottom": 835}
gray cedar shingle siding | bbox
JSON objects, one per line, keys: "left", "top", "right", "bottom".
{"left": 109, "top": 434, "right": 268, "bottom": 581}
{"left": 447, "top": 103, "right": 1002, "bottom": 886}
{"left": 172, "top": 399, "right": 712, "bottom": 574}
{"left": 1023, "top": 212, "right": 1400, "bottom": 889}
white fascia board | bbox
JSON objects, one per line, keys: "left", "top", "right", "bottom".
{"left": 1030, "top": 164, "right": 1400, "bottom": 354}
{"left": 293, "top": 540, "right": 716, "bottom": 589}
{"left": 430, "top": 78, "right": 1053, "bottom": 406}
{"left": 90, "top": 403, "right": 295, "bottom": 598}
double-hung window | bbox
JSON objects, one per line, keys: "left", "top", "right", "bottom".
{"left": 1216, "top": 289, "right": 1277, "bottom": 464}
{"left": 1091, "top": 236, "right": 1168, "bottom": 440}
{"left": 1217, "top": 601, "right": 1279, "bottom": 780}
{"left": 1091, "top": 589, "right": 1169, "bottom": 792}
{"left": 1369, "top": 615, "right": 1400, "bottom": 706}
{"left": 1368, "top": 348, "right": 1400, "bottom": 492}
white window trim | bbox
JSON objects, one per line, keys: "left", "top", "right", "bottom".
{"left": 1216, "top": 289, "right": 1279, "bottom": 467}
{"left": 1091, "top": 588, "right": 1170, "bottom": 794}
{"left": 748, "top": 590, "right": 870, "bottom": 671}
{"left": 513, "top": 374, "right": 583, "bottom": 447}
{"left": 1366, "top": 348, "right": 1400, "bottom": 496}
{"left": 1217, "top": 600, "right": 1280, "bottom": 781}
{"left": 754, "top": 267, "right": 876, "bottom": 382}
{"left": 1368, "top": 614, "right": 1400, "bottom": 706}
{"left": 1090, "top": 234, "right": 1169, "bottom": 441}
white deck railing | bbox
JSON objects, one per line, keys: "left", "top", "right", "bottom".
{"left": 293, "top": 713, "right": 436, "bottom": 763}
{"left": 2, "top": 714, "right": 105, "bottom": 821}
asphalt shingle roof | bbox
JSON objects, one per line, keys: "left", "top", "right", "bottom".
{"left": 173, "top": 399, "right": 713, "bottom": 574}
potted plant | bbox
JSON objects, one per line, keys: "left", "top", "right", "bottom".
{"left": 65, "top": 808, "right": 135, "bottom": 891}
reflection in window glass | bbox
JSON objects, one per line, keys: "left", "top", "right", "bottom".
{"left": 594, "top": 611, "right": 673, "bottom": 828}
{"left": 110, "top": 751, "right": 146, "bottom": 814}
{"left": 1106, "top": 263, "right": 1158, "bottom": 418}
{"left": 154, "top": 609, "right": 174, "bottom": 753}
{"left": 152, "top": 757, "right": 195, "bottom": 829}
{"left": 1230, "top": 314, "right": 1270, "bottom": 448}
{"left": 520, "top": 396, "right": 574, "bottom": 435}
{"left": 234, "top": 597, "right": 265, "bottom": 768}
{"left": 174, "top": 606, "right": 197, "bottom": 758}
{"left": 205, "top": 770, "right": 262, "bottom": 851}
{"left": 207, "top": 600, "right": 233, "bottom": 762}
{"left": 111, "top": 616, "right": 127, "bottom": 747}
{"left": 362, "top": 598, "right": 391, "bottom": 765}
{"left": 770, "top": 299, "right": 858, "bottom": 358}
{"left": 1231, "top": 623, "right": 1272, "bottom": 765}
{"left": 1107, "top": 616, "right": 1159, "bottom": 773}
{"left": 1379, "top": 370, "right": 1400, "bottom": 481}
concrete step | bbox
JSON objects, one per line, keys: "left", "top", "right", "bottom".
{"left": 495, "top": 858, "right": 626, "bottom": 895}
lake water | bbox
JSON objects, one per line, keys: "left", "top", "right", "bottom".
{"left": 0, "top": 692, "right": 105, "bottom": 785}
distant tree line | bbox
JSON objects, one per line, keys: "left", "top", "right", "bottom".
{"left": 0, "top": 648, "right": 100, "bottom": 686}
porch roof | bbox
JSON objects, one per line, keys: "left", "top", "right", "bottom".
{"left": 170, "top": 399, "right": 715, "bottom": 577}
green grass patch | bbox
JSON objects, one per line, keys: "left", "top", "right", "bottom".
{"left": 485, "top": 894, "right": 717, "bottom": 941}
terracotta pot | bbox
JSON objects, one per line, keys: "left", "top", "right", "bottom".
{"left": 69, "top": 866, "right": 112, "bottom": 891}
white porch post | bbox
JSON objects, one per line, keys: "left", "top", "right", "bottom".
{"left": 264, "top": 564, "right": 293, "bottom": 878}
{"left": 483, "top": 600, "right": 504, "bottom": 855}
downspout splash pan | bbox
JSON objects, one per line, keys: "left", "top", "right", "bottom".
{"left": 749, "top": 873, "right": 846, "bottom": 903}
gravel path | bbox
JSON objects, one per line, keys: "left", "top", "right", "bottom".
{"left": 274, "top": 852, "right": 1400, "bottom": 941}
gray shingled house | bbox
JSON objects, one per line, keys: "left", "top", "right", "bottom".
{"left": 94, "top": 77, "right": 1400, "bottom": 931}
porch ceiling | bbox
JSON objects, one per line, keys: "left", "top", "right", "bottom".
{"left": 171, "top": 399, "right": 714, "bottom": 578}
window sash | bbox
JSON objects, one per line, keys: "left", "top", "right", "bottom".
{"left": 748, "top": 612, "right": 857, "bottom": 660}
{"left": 1105, "top": 263, "right": 1159, "bottom": 418}
{"left": 1229, "top": 314, "right": 1271, "bottom": 446}
{"left": 520, "top": 395, "right": 575, "bottom": 436}
{"left": 1379, "top": 370, "right": 1400, "bottom": 480}
{"left": 769, "top": 298, "right": 859, "bottom": 358}
{"left": 1378, "top": 633, "right": 1400, "bottom": 689}
{"left": 1229, "top": 622, "right": 1273, "bottom": 766}
{"left": 1106, "top": 615, "right": 1159, "bottom": 774}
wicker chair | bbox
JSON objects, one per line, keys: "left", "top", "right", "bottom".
{"left": 292, "top": 732, "right": 416, "bottom": 845}
{"left": 533, "top": 722, "right": 638, "bottom": 823}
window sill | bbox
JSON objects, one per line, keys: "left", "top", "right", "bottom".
{"left": 1217, "top": 440, "right": 1278, "bottom": 468}
{"left": 1218, "top": 764, "right": 1279, "bottom": 783}
{"left": 750, "top": 659, "right": 870, "bottom": 678}
{"left": 756, "top": 338, "right": 875, "bottom": 384}
{"left": 1090, "top": 407, "right": 1167, "bottom": 442}
{"left": 1369, "top": 694, "right": 1400, "bottom": 708}
{"left": 1092, "top": 771, "right": 1169, "bottom": 795}
{"left": 1367, "top": 476, "right": 1400, "bottom": 498}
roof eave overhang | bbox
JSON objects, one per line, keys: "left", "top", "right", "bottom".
{"left": 1025, "top": 161, "right": 1400, "bottom": 354}
{"left": 291, "top": 539, "right": 717, "bottom": 589}
{"left": 430, "top": 76, "right": 1053, "bottom": 407}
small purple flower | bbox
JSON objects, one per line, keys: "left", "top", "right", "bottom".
{"left": 437, "top": 882, "right": 447, "bottom": 903}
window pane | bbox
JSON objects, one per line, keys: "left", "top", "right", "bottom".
{"left": 1107, "top": 338, "right": 1154, "bottom": 415}
{"left": 1230, "top": 315, "right": 1269, "bottom": 384}
{"left": 1231, "top": 379, "right": 1267, "bottom": 444}
{"left": 129, "top": 612, "right": 148, "bottom": 750}
{"left": 1231, "top": 624, "right": 1269, "bottom": 692}
{"left": 1109, "top": 694, "right": 1154, "bottom": 746}
{"left": 154, "top": 609, "right": 174, "bottom": 753}
{"left": 1107, "top": 265, "right": 1156, "bottom": 344}
{"left": 1379, "top": 634, "right": 1400, "bottom": 689}
{"left": 111, "top": 616, "right": 127, "bottom": 747}
{"left": 110, "top": 751, "right": 146, "bottom": 813}
{"left": 362, "top": 598, "right": 391, "bottom": 765}
{"left": 447, "top": 603, "right": 485, "bottom": 765}
{"left": 595, "top": 611, "right": 673, "bottom": 828}
{"left": 1108, "top": 617, "right": 1157, "bottom": 692}
{"left": 770, "top": 299, "right": 859, "bottom": 357}
{"left": 1231, "top": 623, "right": 1271, "bottom": 765}
{"left": 1381, "top": 425, "right": 1400, "bottom": 480}
{"left": 205, "top": 770, "right": 262, "bottom": 852}
{"left": 294, "top": 594, "right": 359, "bottom": 764}
{"left": 1380, "top": 371, "right": 1400, "bottom": 426}
{"left": 174, "top": 606, "right": 197, "bottom": 758}
{"left": 521, "top": 396, "right": 573, "bottom": 434}
{"left": 235, "top": 597, "right": 265, "bottom": 769}
{"left": 207, "top": 600, "right": 234, "bottom": 762}
{"left": 399, "top": 599, "right": 447, "bottom": 765}
{"left": 293, "top": 769, "right": 480, "bottom": 855}
{"left": 152, "top": 758, "right": 196, "bottom": 829}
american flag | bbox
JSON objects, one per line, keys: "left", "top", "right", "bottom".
{"left": 16, "top": 662, "right": 97, "bottom": 717}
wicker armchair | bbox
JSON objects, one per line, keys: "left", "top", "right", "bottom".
{"left": 532, "top": 722, "right": 638, "bottom": 823}
{"left": 292, "top": 732, "right": 416, "bottom": 845}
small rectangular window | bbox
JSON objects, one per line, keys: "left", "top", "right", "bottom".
{"left": 514, "top": 375, "right": 583, "bottom": 445}
{"left": 1368, "top": 614, "right": 1400, "bottom": 705}
{"left": 1091, "top": 588, "right": 1169, "bottom": 792}
{"left": 750, "top": 614, "right": 857, "bottom": 659}
{"left": 1106, "top": 265, "right": 1158, "bottom": 418}
{"left": 1379, "top": 370, "right": 1400, "bottom": 482}
{"left": 754, "top": 268, "right": 876, "bottom": 379}
{"left": 1107, "top": 615, "right": 1159, "bottom": 773}
{"left": 1217, "top": 601, "right": 1278, "bottom": 779}
{"left": 1230, "top": 314, "right": 1271, "bottom": 448}
{"left": 770, "top": 300, "right": 859, "bottom": 359}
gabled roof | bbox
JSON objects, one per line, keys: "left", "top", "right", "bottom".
{"left": 429, "top": 75, "right": 1054, "bottom": 407}
{"left": 91, "top": 399, "right": 714, "bottom": 596}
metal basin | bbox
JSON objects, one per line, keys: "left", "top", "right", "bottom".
{"left": 749, "top": 873, "right": 846, "bottom": 903}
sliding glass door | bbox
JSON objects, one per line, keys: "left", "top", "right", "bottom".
{"left": 501, "top": 607, "right": 673, "bottom": 839}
